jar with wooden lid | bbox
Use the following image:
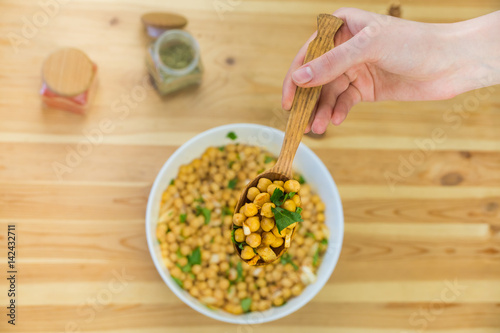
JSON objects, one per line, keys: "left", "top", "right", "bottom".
{"left": 40, "top": 48, "right": 98, "bottom": 114}
{"left": 146, "top": 30, "right": 203, "bottom": 95}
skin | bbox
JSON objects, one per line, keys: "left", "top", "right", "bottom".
{"left": 282, "top": 8, "right": 500, "bottom": 134}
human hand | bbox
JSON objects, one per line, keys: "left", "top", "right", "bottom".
{"left": 282, "top": 8, "right": 499, "bottom": 134}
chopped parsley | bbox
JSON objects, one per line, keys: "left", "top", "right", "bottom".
{"left": 172, "top": 277, "right": 183, "bottom": 288}
{"left": 280, "top": 253, "right": 298, "bottom": 271}
{"left": 188, "top": 247, "right": 201, "bottom": 266}
{"left": 270, "top": 188, "right": 303, "bottom": 233}
{"left": 169, "top": 179, "right": 175, "bottom": 186}
{"left": 194, "top": 196, "right": 205, "bottom": 203}
{"left": 218, "top": 146, "right": 225, "bottom": 151}
{"left": 313, "top": 249, "right": 320, "bottom": 267}
{"left": 227, "top": 131, "right": 237, "bottom": 140}
{"left": 236, "top": 261, "right": 243, "bottom": 281}
{"left": 196, "top": 206, "right": 211, "bottom": 224}
{"left": 264, "top": 156, "right": 274, "bottom": 164}
{"left": 179, "top": 213, "right": 187, "bottom": 223}
{"left": 241, "top": 298, "right": 252, "bottom": 312}
{"left": 305, "top": 232, "right": 316, "bottom": 239}
{"left": 222, "top": 206, "right": 233, "bottom": 217}
{"left": 228, "top": 178, "right": 238, "bottom": 189}
{"left": 297, "top": 174, "right": 306, "bottom": 184}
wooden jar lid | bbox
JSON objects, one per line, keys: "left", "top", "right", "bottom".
{"left": 141, "top": 12, "right": 187, "bottom": 30}
{"left": 42, "top": 48, "right": 94, "bottom": 97}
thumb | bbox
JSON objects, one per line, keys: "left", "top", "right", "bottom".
{"left": 291, "top": 32, "right": 368, "bottom": 87}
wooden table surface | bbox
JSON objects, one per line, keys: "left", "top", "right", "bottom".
{"left": 1, "top": 0, "right": 500, "bottom": 332}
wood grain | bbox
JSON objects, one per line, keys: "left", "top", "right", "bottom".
{"left": 0, "top": 0, "right": 499, "bottom": 332}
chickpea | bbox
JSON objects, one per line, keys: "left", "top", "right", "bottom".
{"left": 291, "top": 284, "right": 303, "bottom": 296}
{"left": 271, "top": 225, "right": 285, "bottom": 238}
{"left": 178, "top": 257, "right": 188, "bottom": 267}
{"left": 234, "top": 228, "right": 245, "bottom": 242}
{"left": 261, "top": 202, "right": 276, "bottom": 218}
{"left": 292, "top": 194, "right": 302, "bottom": 207}
{"left": 247, "top": 187, "right": 260, "bottom": 201}
{"left": 257, "top": 178, "right": 272, "bottom": 192}
{"left": 244, "top": 216, "right": 260, "bottom": 233}
{"left": 190, "top": 287, "right": 200, "bottom": 297}
{"left": 273, "top": 297, "right": 284, "bottom": 306}
{"left": 241, "top": 245, "right": 256, "bottom": 260}
{"left": 261, "top": 232, "right": 276, "bottom": 246}
{"left": 282, "top": 199, "right": 296, "bottom": 212}
{"left": 282, "top": 278, "right": 293, "bottom": 288}
{"left": 191, "top": 264, "right": 202, "bottom": 275}
{"left": 316, "top": 201, "right": 326, "bottom": 212}
{"left": 270, "top": 235, "right": 284, "bottom": 248}
{"left": 180, "top": 245, "right": 191, "bottom": 256}
{"left": 284, "top": 179, "right": 301, "bottom": 193}
{"left": 261, "top": 217, "right": 275, "bottom": 232}
{"left": 317, "top": 213, "right": 325, "bottom": 223}
{"left": 246, "top": 233, "right": 262, "bottom": 248}
{"left": 253, "top": 192, "right": 270, "bottom": 207}
{"left": 233, "top": 213, "right": 245, "bottom": 226}
{"left": 266, "top": 184, "right": 278, "bottom": 196}
{"left": 219, "top": 278, "right": 230, "bottom": 290}
{"left": 243, "top": 203, "right": 258, "bottom": 217}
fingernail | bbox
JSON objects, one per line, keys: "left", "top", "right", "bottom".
{"left": 292, "top": 67, "right": 313, "bottom": 84}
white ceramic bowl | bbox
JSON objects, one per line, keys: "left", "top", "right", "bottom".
{"left": 146, "top": 123, "right": 344, "bottom": 324}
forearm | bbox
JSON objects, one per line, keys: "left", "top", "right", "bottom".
{"left": 450, "top": 11, "right": 500, "bottom": 93}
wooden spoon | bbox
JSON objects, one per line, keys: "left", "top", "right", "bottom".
{"left": 233, "top": 14, "right": 344, "bottom": 266}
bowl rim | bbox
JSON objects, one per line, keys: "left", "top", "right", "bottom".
{"left": 146, "top": 123, "right": 344, "bottom": 324}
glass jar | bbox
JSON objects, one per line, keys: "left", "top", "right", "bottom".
{"left": 40, "top": 48, "right": 98, "bottom": 114}
{"left": 146, "top": 30, "right": 203, "bottom": 95}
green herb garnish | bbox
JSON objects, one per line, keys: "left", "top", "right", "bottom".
{"left": 270, "top": 188, "right": 295, "bottom": 207}
{"left": 236, "top": 261, "right": 243, "bottom": 281}
{"left": 257, "top": 168, "right": 264, "bottom": 174}
{"left": 172, "top": 277, "right": 183, "bottom": 288}
{"left": 272, "top": 207, "right": 303, "bottom": 233}
{"left": 313, "top": 249, "right": 320, "bottom": 267}
{"left": 228, "top": 161, "right": 235, "bottom": 168}
{"left": 321, "top": 239, "right": 328, "bottom": 245}
{"left": 169, "top": 179, "right": 175, "bottom": 186}
{"left": 305, "top": 232, "right": 315, "bottom": 239}
{"left": 241, "top": 298, "right": 252, "bottom": 312}
{"left": 179, "top": 213, "right": 187, "bottom": 223}
{"left": 176, "top": 248, "right": 183, "bottom": 258}
{"left": 269, "top": 188, "right": 303, "bottom": 233}
{"left": 218, "top": 146, "right": 225, "bottom": 151}
{"left": 188, "top": 247, "right": 201, "bottom": 266}
{"left": 222, "top": 206, "right": 233, "bottom": 217}
{"left": 280, "top": 253, "right": 298, "bottom": 271}
{"left": 196, "top": 206, "right": 211, "bottom": 224}
{"left": 227, "top": 131, "right": 237, "bottom": 140}
{"left": 228, "top": 178, "right": 237, "bottom": 189}
{"left": 264, "top": 156, "right": 274, "bottom": 164}
{"left": 194, "top": 196, "right": 205, "bottom": 203}
{"left": 297, "top": 174, "right": 306, "bottom": 184}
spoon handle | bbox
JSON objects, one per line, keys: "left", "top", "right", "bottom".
{"left": 274, "top": 14, "right": 343, "bottom": 177}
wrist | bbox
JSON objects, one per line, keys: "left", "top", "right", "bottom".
{"left": 448, "top": 11, "right": 500, "bottom": 93}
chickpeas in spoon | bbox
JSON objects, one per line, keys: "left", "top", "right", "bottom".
{"left": 232, "top": 14, "right": 344, "bottom": 265}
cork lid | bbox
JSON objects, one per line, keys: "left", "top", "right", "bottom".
{"left": 141, "top": 12, "right": 187, "bottom": 29}
{"left": 42, "top": 48, "right": 94, "bottom": 97}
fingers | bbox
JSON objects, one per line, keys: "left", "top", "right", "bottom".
{"left": 282, "top": 32, "right": 317, "bottom": 111}
{"left": 331, "top": 84, "right": 362, "bottom": 125}
{"left": 292, "top": 29, "right": 370, "bottom": 88}
{"left": 311, "top": 75, "right": 350, "bottom": 134}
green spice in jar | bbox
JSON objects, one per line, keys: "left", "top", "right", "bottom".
{"left": 159, "top": 42, "right": 194, "bottom": 69}
{"left": 146, "top": 30, "right": 203, "bottom": 95}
